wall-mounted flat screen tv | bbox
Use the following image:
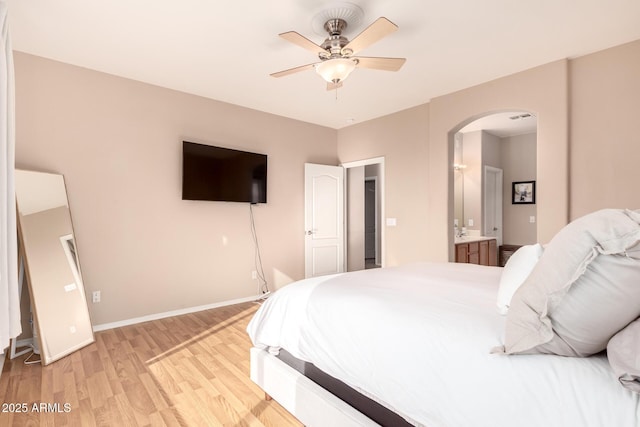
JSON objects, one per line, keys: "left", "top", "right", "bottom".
{"left": 182, "top": 141, "right": 267, "bottom": 203}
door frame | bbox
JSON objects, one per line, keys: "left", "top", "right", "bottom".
{"left": 341, "top": 157, "right": 386, "bottom": 269}
{"left": 483, "top": 165, "right": 503, "bottom": 246}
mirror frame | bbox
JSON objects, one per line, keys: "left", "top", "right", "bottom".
{"left": 15, "top": 169, "right": 94, "bottom": 365}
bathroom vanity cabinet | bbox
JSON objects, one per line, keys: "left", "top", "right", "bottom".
{"left": 455, "top": 238, "right": 498, "bottom": 266}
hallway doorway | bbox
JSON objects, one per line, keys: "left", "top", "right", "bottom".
{"left": 364, "top": 178, "right": 379, "bottom": 269}
{"left": 343, "top": 157, "right": 385, "bottom": 271}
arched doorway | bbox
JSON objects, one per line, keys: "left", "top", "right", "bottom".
{"left": 449, "top": 111, "right": 538, "bottom": 264}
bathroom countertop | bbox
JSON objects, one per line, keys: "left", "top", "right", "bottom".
{"left": 454, "top": 235, "right": 496, "bottom": 244}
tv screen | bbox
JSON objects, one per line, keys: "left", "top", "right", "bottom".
{"left": 182, "top": 141, "right": 267, "bottom": 203}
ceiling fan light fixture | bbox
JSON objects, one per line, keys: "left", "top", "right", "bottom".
{"left": 315, "top": 58, "right": 357, "bottom": 83}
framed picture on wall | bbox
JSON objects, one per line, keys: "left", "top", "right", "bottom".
{"left": 512, "top": 180, "right": 536, "bottom": 204}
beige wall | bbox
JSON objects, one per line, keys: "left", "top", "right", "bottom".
{"left": 429, "top": 60, "right": 569, "bottom": 261}
{"left": 460, "top": 130, "right": 502, "bottom": 234}
{"left": 502, "top": 133, "right": 537, "bottom": 245}
{"left": 337, "top": 60, "right": 569, "bottom": 264}
{"left": 454, "top": 128, "right": 536, "bottom": 243}
{"left": 339, "top": 40, "right": 639, "bottom": 262}
{"left": 569, "top": 39, "right": 640, "bottom": 218}
{"left": 337, "top": 105, "right": 430, "bottom": 266}
{"left": 14, "top": 52, "right": 337, "bottom": 325}
{"left": 482, "top": 131, "right": 501, "bottom": 171}
{"left": 14, "top": 38, "right": 640, "bottom": 326}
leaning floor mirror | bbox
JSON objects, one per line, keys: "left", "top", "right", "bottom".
{"left": 15, "top": 169, "right": 94, "bottom": 365}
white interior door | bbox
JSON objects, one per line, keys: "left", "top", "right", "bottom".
{"left": 484, "top": 166, "right": 503, "bottom": 246}
{"left": 305, "top": 163, "right": 345, "bottom": 278}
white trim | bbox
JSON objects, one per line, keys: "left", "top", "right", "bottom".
{"left": 340, "top": 157, "right": 386, "bottom": 268}
{"left": 92, "top": 294, "right": 265, "bottom": 332}
{"left": 483, "top": 166, "right": 504, "bottom": 246}
{"left": 0, "top": 1, "right": 20, "bottom": 369}
{"left": 341, "top": 156, "right": 385, "bottom": 169}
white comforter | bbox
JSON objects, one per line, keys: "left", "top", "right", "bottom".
{"left": 247, "top": 262, "right": 640, "bottom": 427}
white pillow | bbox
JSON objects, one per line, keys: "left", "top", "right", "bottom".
{"left": 496, "top": 244, "right": 544, "bottom": 315}
{"left": 608, "top": 317, "right": 640, "bottom": 393}
{"left": 500, "top": 209, "right": 640, "bottom": 357}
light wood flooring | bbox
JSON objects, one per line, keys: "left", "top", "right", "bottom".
{"left": 0, "top": 301, "right": 302, "bottom": 427}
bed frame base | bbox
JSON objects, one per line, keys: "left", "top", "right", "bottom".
{"left": 250, "top": 347, "right": 379, "bottom": 427}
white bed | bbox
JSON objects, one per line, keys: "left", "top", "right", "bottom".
{"left": 247, "top": 262, "right": 640, "bottom": 427}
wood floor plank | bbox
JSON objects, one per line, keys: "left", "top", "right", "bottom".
{"left": 77, "top": 398, "right": 97, "bottom": 427}
{"left": 157, "top": 406, "right": 184, "bottom": 427}
{"left": 138, "top": 371, "right": 170, "bottom": 412}
{"left": 146, "top": 360, "right": 182, "bottom": 398}
{"left": 1, "top": 301, "right": 302, "bottom": 426}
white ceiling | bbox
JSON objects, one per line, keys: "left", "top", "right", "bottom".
{"left": 5, "top": 0, "right": 640, "bottom": 130}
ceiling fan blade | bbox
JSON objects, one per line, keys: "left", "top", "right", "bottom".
{"left": 270, "top": 63, "right": 317, "bottom": 78}
{"left": 355, "top": 56, "right": 406, "bottom": 72}
{"left": 279, "top": 31, "right": 325, "bottom": 55}
{"left": 343, "top": 17, "right": 398, "bottom": 55}
{"left": 327, "top": 81, "right": 343, "bottom": 91}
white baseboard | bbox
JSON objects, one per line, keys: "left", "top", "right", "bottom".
{"left": 92, "top": 294, "right": 265, "bottom": 332}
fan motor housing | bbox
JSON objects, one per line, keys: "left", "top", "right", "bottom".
{"left": 320, "top": 19, "right": 351, "bottom": 59}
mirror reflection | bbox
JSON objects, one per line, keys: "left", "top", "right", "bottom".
{"left": 15, "top": 169, "right": 94, "bottom": 365}
{"left": 453, "top": 133, "right": 465, "bottom": 233}
{"left": 453, "top": 112, "right": 538, "bottom": 263}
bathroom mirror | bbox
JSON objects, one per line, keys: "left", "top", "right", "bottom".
{"left": 15, "top": 169, "right": 94, "bottom": 365}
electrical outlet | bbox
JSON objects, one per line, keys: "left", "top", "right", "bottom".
{"left": 468, "top": 219, "right": 474, "bottom": 226}
{"left": 252, "top": 271, "right": 258, "bottom": 280}
{"left": 92, "top": 290, "right": 101, "bottom": 303}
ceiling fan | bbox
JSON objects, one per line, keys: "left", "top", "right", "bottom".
{"left": 271, "top": 13, "right": 406, "bottom": 90}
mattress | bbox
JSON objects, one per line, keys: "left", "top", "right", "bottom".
{"left": 247, "top": 262, "right": 640, "bottom": 427}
